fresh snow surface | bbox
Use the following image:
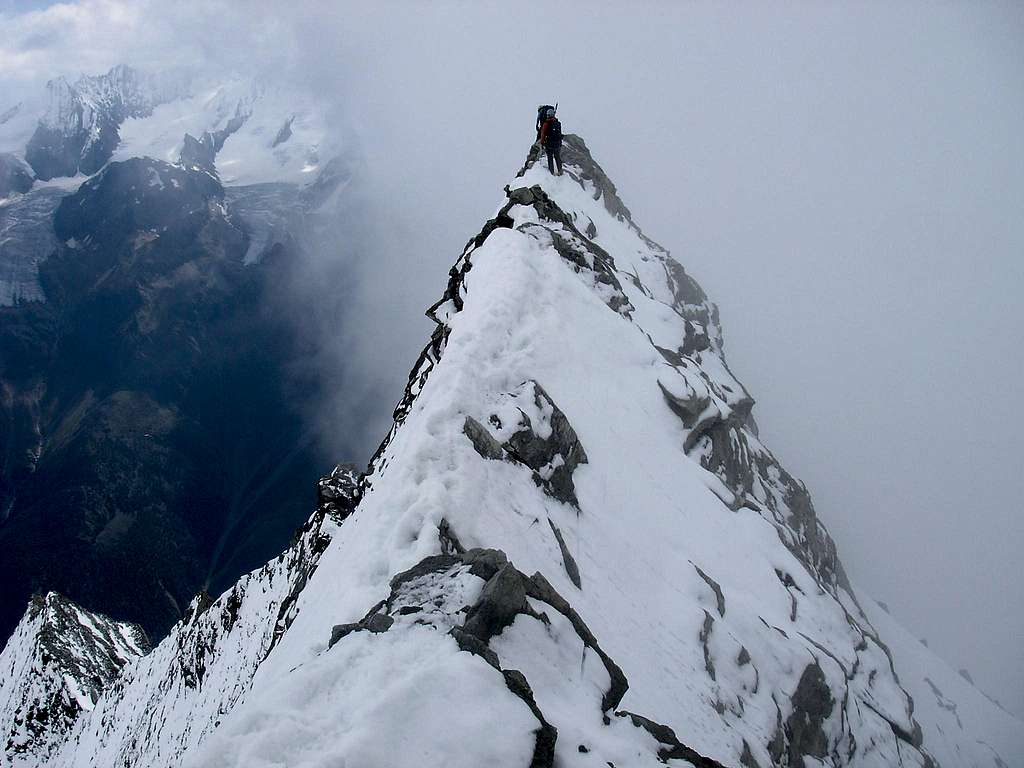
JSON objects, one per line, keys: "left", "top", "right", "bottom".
{"left": 10, "top": 139, "right": 1021, "bottom": 767}
{"left": 186, "top": 143, "right": 1020, "bottom": 766}
{"left": 859, "top": 591, "right": 1022, "bottom": 768}
{"left": 111, "top": 77, "right": 331, "bottom": 187}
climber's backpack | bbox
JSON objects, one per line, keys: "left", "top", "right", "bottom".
{"left": 537, "top": 105, "right": 555, "bottom": 132}
{"left": 545, "top": 117, "right": 563, "bottom": 147}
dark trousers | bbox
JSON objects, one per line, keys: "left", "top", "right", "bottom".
{"left": 546, "top": 145, "right": 562, "bottom": 175}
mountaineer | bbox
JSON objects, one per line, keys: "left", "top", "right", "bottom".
{"left": 536, "top": 104, "right": 555, "bottom": 140}
{"left": 538, "top": 106, "right": 563, "bottom": 176}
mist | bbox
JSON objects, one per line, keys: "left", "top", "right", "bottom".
{"left": 2, "top": 0, "right": 1021, "bottom": 718}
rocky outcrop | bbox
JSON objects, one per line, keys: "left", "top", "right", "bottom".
{"left": 0, "top": 154, "right": 33, "bottom": 199}
{"left": 780, "top": 661, "right": 835, "bottom": 763}
{"left": 326, "top": 546, "right": 725, "bottom": 768}
{"left": 178, "top": 100, "right": 251, "bottom": 172}
{"left": 463, "top": 380, "right": 588, "bottom": 508}
{"left": 46, "top": 507, "right": 335, "bottom": 768}
{"left": 316, "top": 464, "right": 363, "bottom": 522}
{"left": 0, "top": 157, "right": 324, "bottom": 646}
{"left": 0, "top": 593, "right": 148, "bottom": 765}
{"left": 24, "top": 64, "right": 191, "bottom": 182}
{"left": 25, "top": 65, "right": 187, "bottom": 181}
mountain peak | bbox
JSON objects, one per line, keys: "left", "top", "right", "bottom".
{"left": 0, "top": 592, "right": 148, "bottom": 764}
{"left": 1, "top": 138, "right": 1019, "bottom": 767}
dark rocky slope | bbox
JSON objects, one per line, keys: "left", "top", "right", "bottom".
{"left": 0, "top": 157, "right": 328, "bottom": 644}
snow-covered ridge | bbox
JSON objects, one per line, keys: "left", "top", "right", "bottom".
{"left": 224, "top": 136, "right": 1012, "bottom": 768}
{"left": 4, "top": 136, "right": 1020, "bottom": 767}
{"left": 0, "top": 593, "right": 148, "bottom": 767}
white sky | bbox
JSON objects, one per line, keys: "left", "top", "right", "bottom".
{"left": 2, "top": 0, "right": 1021, "bottom": 719}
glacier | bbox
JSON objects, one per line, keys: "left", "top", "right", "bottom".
{"left": 0, "top": 64, "right": 338, "bottom": 308}
{"left": 1, "top": 136, "right": 1020, "bottom": 767}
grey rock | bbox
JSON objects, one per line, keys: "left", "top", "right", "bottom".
{"left": 925, "top": 676, "right": 963, "bottom": 730}
{"left": 272, "top": 116, "right": 294, "bottom": 148}
{"left": 459, "top": 547, "right": 508, "bottom": 580}
{"left": 316, "top": 464, "right": 363, "bottom": 522}
{"left": 462, "top": 563, "right": 530, "bottom": 643}
{"left": 0, "top": 153, "right": 34, "bottom": 198}
{"left": 699, "top": 610, "right": 716, "bottom": 681}
{"left": 328, "top": 601, "right": 393, "bottom": 649}
{"left": 364, "top": 613, "right": 394, "bottom": 633}
{"left": 547, "top": 519, "right": 581, "bottom": 589}
{"left": 525, "top": 571, "right": 628, "bottom": 713}
{"left": 510, "top": 184, "right": 632, "bottom": 316}
{"left": 501, "top": 669, "right": 557, "bottom": 768}
{"left": 179, "top": 132, "right": 217, "bottom": 170}
{"left": 505, "top": 382, "right": 589, "bottom": 508}
{"left": 388, "top": 554, "right": 460, "bottom": 593}
{"left": 463, "top": 415, "right": 505, "bottom": 460}
{"left": 657, "top": 376, "right": 712, "bottom": 430}
{"left": 558, "top": 134, "right": 634, "bottom": 224}
{"left": 619, "top": 711, "right": 726, "bottom": 767}
{"left": 740, "top": 739, "right": 761, "bottom": 768}
{"left": 784, "top": 661, "right": 835, "bottom": 762}
{"left": 693, "top": 564, "right": 725, "bottom": 617}
{"left": 437, "top": 518, "right": 466, "bottom": 555}
{"left": 448, "top": 626, "right": 500, "bottom": 669}
{"left": 324, "top": 548, "right": 716, "bottom": 768}
{"left": 329, "top": 622, "right": 360, "bottom": 648}
{"left": 465, "top": 381, "right": 589, "bottom": 509}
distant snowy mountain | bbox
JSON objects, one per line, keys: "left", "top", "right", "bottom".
{"left": 0, "top": 64, "right": 331, "bottom": 187}
{"left": 0, "top": 65, "right": 353, "bottom": 666}
{"left": 2, "top": 137, "right": 1019, "bottom": 767}
{"left": 0, "top": 64, "right": 338, "bottom": 308}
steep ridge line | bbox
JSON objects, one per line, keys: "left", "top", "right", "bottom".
{"left": 2, "top": 136, "right": 1018, "bottom": 767}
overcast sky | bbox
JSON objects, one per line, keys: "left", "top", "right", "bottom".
{"left": 2, "top": 0, "right": 1021, "bottom": 718}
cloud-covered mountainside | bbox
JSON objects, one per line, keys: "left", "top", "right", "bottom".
{"left": 3, "top": 136, "right": 1021, "bottom": 767}
{"left": 0, "top": 65, "right": 350, "bottom": 651}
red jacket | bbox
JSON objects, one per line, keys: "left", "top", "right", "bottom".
{"left": 539, "top": 117, "right": 555, "bottom": 147}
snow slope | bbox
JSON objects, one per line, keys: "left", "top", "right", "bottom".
{"left": 110, "top": 76, "right": 331, "bottom": 187}
{"left": 5, "top": 136, "right": 1019, "bottom": 767}
{"left": 193, "top": 137, "right": 1015, "bottom": 768}
{"left": 860, "top": 594, "right": 1021, "bottom": 768}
